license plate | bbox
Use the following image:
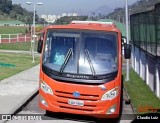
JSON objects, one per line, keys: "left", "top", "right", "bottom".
{"left": 68, "top": 99, "right": 84, "bottom": 106}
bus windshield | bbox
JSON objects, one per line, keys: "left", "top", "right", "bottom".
{"left": 43, "top": 29, "right": 118, "bottom": 77}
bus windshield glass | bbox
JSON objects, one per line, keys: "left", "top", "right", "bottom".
{"left": 43, "top": 30, "right": 118, "bottom": 76}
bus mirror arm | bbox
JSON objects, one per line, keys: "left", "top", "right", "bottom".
{"left": 37, "top": 39, "right": 43, "bottom": 53}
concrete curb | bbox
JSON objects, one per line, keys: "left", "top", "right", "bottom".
{"left": 123, "top": 86, "right": 137, "bottom": 117}
{"left": 2, "top": 89, "right": 39, "bottom": 123}
{"left": 11, "top": 89, "right": 39, "bottom": 115}
{"left": 123, "top": 86, "right": 130, "bottom": 104}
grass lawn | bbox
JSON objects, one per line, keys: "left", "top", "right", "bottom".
{"left": 0, "top": 26, "right": 38, "bottom": 51}
{"left": 123, "top": 69, "right": 160, "bottom": 114}
{"left": 0, "top": 26, "right": 28, "bottom": 34}
{"left": 0, "top": 41, "right": 38, "bottom": 51}
{"left": 0, "top": 52, "right": 40, "bottom": 80}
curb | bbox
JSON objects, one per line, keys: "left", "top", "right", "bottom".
{"left": 123, "top": 86, "right": 137, "bottom": 117}
{"left": 11, "top": 89, "right": 39, "bottom": 115}
{"left": 2, "top": 89, "right": 39, "bottom": 123}
{"left": 123, "top": 86, "right": 130, "bottom": 104}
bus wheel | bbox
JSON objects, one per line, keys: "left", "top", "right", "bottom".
{"left": 46, "top": 110, "right": 53, "bottom": 116}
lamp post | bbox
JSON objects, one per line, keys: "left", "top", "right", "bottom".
{"left": 26, "top": 2, "right": 43, "bottom": 63}
{"left": 125, "top": 0, "right": 130, "bottom": 81}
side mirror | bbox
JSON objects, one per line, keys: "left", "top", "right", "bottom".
{"left": 37, "top": 39, "right": 43, "bottom": 53}
{"left": 124, "top": 43, "right": 131, "bottom": 59}
{"left": 122, "top": 36, "right": 131, "bottom": 59}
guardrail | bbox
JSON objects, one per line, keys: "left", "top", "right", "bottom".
{"left": 0, "top": 34, "right": 33, "bottom": 43}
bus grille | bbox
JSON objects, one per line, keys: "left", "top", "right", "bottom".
{"left": 54, "top": 90, "right": 100, "bottom": 112}
{"left": 55, "top": 90, "right": 99, "bottom": 101}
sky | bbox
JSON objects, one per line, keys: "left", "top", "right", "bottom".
{"left": 12, "top": 0, "right": 138, "bottom": 15}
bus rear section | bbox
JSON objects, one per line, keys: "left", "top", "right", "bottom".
{"left": 38, "top": 21, "right": 126, "bottom": 118}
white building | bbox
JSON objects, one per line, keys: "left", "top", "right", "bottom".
{"left": 67, "top": 13, "right": 72, "bottom": 16}
{"left": 62, "top": 13, "right": 67, "bottom": 17}
{"left": 40, "top": 12, "right": 78, "bottom": 23}
{"left": 41, "top": 15, "right": 47, "bottom": 20}
{"left": 41, "top": 14, "right": 57, "bottom": 23}
{"left": 47, "top": 15, "right": 57, "bottom": 23}
{"left": 73, "top": 13, "right": 78, "bottom": 16}
{"left": 57, "top": 15, "right": 61, "bottom": 19}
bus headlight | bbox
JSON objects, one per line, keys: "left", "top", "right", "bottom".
{"left": 40, "top": 81, "right": 53, "bottom": 95}
{"left": 101, "top": 87, "right": 118, "bottom": 101}
{"left": 106, "top": 104, "right": 117, "bottom": 114}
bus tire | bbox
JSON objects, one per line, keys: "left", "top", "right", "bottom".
{"left": 46, "top": 110, "right": 53, "bottom": 116}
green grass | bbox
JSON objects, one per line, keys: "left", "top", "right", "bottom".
{"left": 0, "top": 41, "right": 38, "bottom": 51}
{"left": 0, "top": 26, "right": 38, "bottom": 51}
{"left": 0, "top": 52, "right": 40, "bottom": 80}
{"left": 123, "top": 69, "right": 160, "bottom": 114}
{"left": 0, "top": 26, "right": 27, "bottom": 34}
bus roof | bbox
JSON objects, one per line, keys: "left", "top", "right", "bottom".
{"left": 71, "top": 20, "right": 115, "bottom": 26}
{"left": 44, "top": 21, "right": 120, "bottom": 33}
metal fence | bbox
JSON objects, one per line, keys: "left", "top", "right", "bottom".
{"left": 131, "top": 3, "right": 160, "bottom": 98}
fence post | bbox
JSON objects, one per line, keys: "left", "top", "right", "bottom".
{"left": 25, "top": 34, "right": 27, "bottom": 42}
{"left": 9, "top": 34, "right": 11, "bottom": 43}
{"left": 156, "top": 64, "right": 160, "bottom": 98}
{"left": 132, "top": 45, "right": 135, "bottom": 70}
{"left": 17, "top": 34, "right": 19, "bottom": 42}
{"left": 140, "top": 53, "right": 142, "bottom": 78}
{"left": 146, "top": 58, "right": 149, "bottom": 85}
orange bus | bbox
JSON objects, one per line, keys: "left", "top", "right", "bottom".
{"left": 37, "top": 21, "right": 131, "bottom": 118}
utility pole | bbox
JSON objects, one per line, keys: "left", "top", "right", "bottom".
{"left": 26, "top": 2, "right": 43, "bottom": 63}
{"left": 125, "top": 0, "right": 130, "bottom": 81}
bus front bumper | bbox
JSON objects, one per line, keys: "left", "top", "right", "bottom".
{"left": 39, "top": 92, "right": 120, "bottom": 118}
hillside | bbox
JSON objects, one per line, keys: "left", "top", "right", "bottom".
{"left": 75, "top": 5, "right": 113, "bottom": 16}
{"left": 107, "top": 0, "right": 160, "bottom": 23}
{"left": 0, "top": 0, "right": 44, "bottom": 24}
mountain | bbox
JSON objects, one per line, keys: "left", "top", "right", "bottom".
{"left": 67, "top": 5, "right": 113, "bottom": 16}
{"left": 106, "top": 0, "right": 160, "bottom": 23}
{"left": 94, "top": 5, "right": 113, "bottom": 16}
{"left": 0, "top": 0, "right": 44, "bottom": 24}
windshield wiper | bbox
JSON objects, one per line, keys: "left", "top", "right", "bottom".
{"left": 59, "top": 48, "right": 73, "bottom": 75}
{"left": 85, "top": 49, "right": 96, "bottom": 78}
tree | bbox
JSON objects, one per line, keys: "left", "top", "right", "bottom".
{"left": 0, "top": 0, "right": 13, "bottom": 14}
{"left": 12, "top": 4, "right": 24, "bottom": 15}
{"left": 0, "top": 0, "right": 40, "bottom": 24}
